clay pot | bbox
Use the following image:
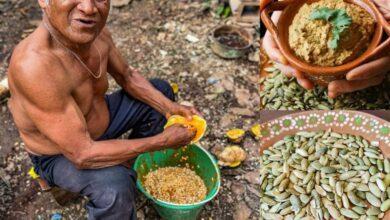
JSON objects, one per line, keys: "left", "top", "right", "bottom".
{"left": 260, "top": 0, "right": 390, "bottom": 86}
{"left": 209, "top": 25, "right": 254, "bottom": 59}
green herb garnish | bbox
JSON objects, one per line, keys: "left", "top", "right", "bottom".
{"left": 310, "top": 7, "right": 352, "bottom": 49}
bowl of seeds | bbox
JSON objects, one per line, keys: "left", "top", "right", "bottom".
{"left": 134, "top": 144, "right": 220, "bottom": 220}
{"left": 258, "top": 110, "right": 390, "bottom": 219}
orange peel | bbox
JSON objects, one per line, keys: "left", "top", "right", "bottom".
{"left": 165, "top": 115, "right": 207, "bottom": 143}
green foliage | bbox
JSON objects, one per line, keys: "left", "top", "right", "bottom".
{"left": 310, "top": 7, "right": 352, "bottom": 49}
{"left": 216, "top": 4, "right": 232, "bottom": 18}
{"left": 216, "top": 5, "right": 225, "bottom": 16}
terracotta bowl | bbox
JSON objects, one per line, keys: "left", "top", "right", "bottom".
{"left": 260, "top": 0, "right": 390, "bottom": 86}
{"left": 259, "top": 110, "right": 390, "bottom": 219}
{"left": 209, "top": 25, "right": 254, "bottom": 59}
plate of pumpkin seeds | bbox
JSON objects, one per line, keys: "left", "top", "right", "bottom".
{"left": 259, "top": 64, "right": 390, "bottom": 110}
{"left": 258, "top": 110, "right": 390, "bottom": 219}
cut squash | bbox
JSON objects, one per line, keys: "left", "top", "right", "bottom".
{"left": 249, "top": 124, "right": 261, "bottom": 139}
{"left": 28, "top": 167, "right": 39, "bottom": 179}
{"left": 217, "top": 145, "right": 247, "bottom": 167}
{"left": 226, "top": 128, "right": 245, "bottom": 143}
{"left": 165, "top": 115, "right": 207, "bottom": 143}
{"left": 170, "top": 83, "right": 179, "bottom": 94}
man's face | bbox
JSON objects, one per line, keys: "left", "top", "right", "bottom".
{"left": 42, "top": 0, "right": 110, "bottom": 44}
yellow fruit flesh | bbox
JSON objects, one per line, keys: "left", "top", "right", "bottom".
{"left": 217, "top": 145, "right": 247, "bottom": 167}
{"left": 226, "top": 129, "right": 245, "bottom": 143}
{"left": 165, "top": 115, "right": 207, "bottom": 143}
{"left": 250, "top": 124, "right": 261, "bottom": 138}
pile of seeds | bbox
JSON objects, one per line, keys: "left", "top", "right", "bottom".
{"left": 143, "top": 167, "right": 207, "bottom": 204}
{"left": 259, "top": 130, "right": 390, "bottom": 219}
{"left": 260, "top": 66, "right": 390, "bottom": 110}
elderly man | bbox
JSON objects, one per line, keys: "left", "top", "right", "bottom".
{"left": 7, "top": 0, "right": 198, "bottom": 219}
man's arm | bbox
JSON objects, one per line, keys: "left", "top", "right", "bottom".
{"left": 104, "top": 30, "right": 175, "bottom": 117}
{"left": 103, "top": 29, "right": 200, "bottom": 119}
{"left": 11, "top": 55, "right": 194, "bottom": 169}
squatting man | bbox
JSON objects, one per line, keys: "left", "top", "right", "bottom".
{"left": 7, "top": 0, "right": 200, "bottom": 219}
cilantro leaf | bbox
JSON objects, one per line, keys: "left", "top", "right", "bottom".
{"left": 310, "top": 7, "right": 352, "bottom": 49}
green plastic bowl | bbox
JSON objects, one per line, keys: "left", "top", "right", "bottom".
{"left": 133, "top": 144, "right": 221, "bottom": 220}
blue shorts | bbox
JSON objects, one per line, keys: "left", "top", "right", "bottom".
{"left": 29, "top": 79, "right": 174, "bottom": 220}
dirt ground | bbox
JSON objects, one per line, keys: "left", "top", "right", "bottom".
{"left": 0, "top": 0, "right": 260, "bottom": 219}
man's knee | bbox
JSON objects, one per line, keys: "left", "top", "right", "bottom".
{"left": 87, "top": 166, "right": 137, "bottom": 213}
{"left": 149, "top": 78, "right": 175, "bottom": 101}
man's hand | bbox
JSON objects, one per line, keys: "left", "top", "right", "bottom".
{"left": 161, "top": 124, "right": 196, "bottom": 149}
{"left": 166, "top": 103, "right": 201, "bottom": 120}
{"left": 262, "top": 2, "right": 389, "bottom": 98}
{"left": 328, "top": 0, "right": 390, "bottom": 98}
{"left": 262, "top": 12, "right": 314, "bottom": 90}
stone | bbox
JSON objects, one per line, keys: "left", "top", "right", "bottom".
{"left": 243, "top": 171, "right": 260, "bottom": 185}
{"left": 111, "top": 0, "right": 132, "bottom": 7}
{"left": 231, "top": 182, "right": 246, "bottom": 195}
{"left": 179, "top": 101, "right": 193, "bottom": 107}
{"left": 221, "top": 77, "right": 234, "bottom": 91}
{"left": 219, "top": 114, "right": 235, "bottom": 128}
{"left": 229, "top": 107, "right": 254, "bottom": 116}
{"left": 185, "top": 34, "right": 200, "bottom": 43}
{"left": 234, "top": 88, "right": 252, "bottom": 107}
{"left": 233, "top": 201, "right": 252, "bottom": 220}
{"left": 248, "top": 50, "right": 260, "bottom": 63}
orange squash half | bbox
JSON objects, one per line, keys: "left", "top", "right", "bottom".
{"left": 164, "top": 115, "right": 207, "bottom": 143}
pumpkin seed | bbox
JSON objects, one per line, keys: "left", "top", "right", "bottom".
{"left": 299, "top": 194, "right": 310, "bottom": 205}
{"left": 384, "top": 159, "right": 390, "bottom": 174}
{"left": 315, "top": 185, "right": 327, "bottom": 196}
{"left": 262, "top": 212, "right": 283, "bottom": 220}
{"left": 369, "top": 182, "right": 382, "bottom": 198}
{"left": 341, "top": 193, "right": 350, "bottom": 209}
{"left": 273, "top": 173, "right": 286, "bottom": 186}
{"left": 352, "top": 206, "right": 365, "bottom": 215}
{"left": 290, "top": 195, "right": 301, "bottom": 213}
{"left": 366, "top": 206, "right": 381, "bottom": 215}
{"left": 259, "top": 130, "right": 388, "bottom": 220}
{"left": 356, "top": 183, "right": 369, "bottom": 192}
{"left": 340, "top": 171, "right": 357, "bottom": 180}
{"left": 376, "top": 178, "right": 386, "bottom": 192}
{"left": 340, "top": 208, "right": 359, "bottom": 219}
{"left": 380, "top": 199, "right": 390, "bottom": 212}
{"left": 366, "top": 192, "right": 381, "bottom": 207}
{"left": 321, "top": 166, "right": 336, "bottom": 174}
{"left": 279, "top": 206, "right": 293, "bottom": 215}
{"left": 260, "top": 64, "right": 390, "bottom": 110}
{"left": 327, "top": 205, "right": 341, "bottom": 219}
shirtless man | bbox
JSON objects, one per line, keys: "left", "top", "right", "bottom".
{"left": 7, "top": 0, "right": 198, "bottom": 219}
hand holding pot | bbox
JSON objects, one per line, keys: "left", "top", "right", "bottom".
{"left": 327, "top": 0, "right": 390, "bottom": 98}
{"left": 262, "top": 12, "right": 315, "bottom": 90}
{"left": 262, "top": 0, "right": 389, "bottom": 98}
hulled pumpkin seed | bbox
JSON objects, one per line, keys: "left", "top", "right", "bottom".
{"left": 259, "top": 130, "right": 389, "bottom": 220}
{"left": 366, "top": 192, "right": 381, "bottom": 207}
{"left": 340, "top": 208, "right": 359, "bottom": 219}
